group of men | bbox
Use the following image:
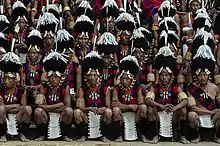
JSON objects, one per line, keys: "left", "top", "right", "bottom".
{"left": 0, "top": 0, "right": 220, "bottom": 144}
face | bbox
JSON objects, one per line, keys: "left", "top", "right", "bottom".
{"left": 48, "top": 74, "right": 61, "bottom": 87}
{"left": 43, "top": 34, "right": 54, "bottom": 51}
{"left": 64, "top": 49, "right": 73, "bottom": 62}
{"left": 159, "top": 69, "right": 172, "bottom": 86}
{"left": 87, "top": 70, "right": 99, "bottom": 87}
{"left": 120, "top": 73, "right": 133, "bottom": 88}
{"left": 4, "top": 73, "right": 16, "bottom": 89}
{"left": 19, "top": 17, "right": 26, "bottom": 31}
{"left": 102, "top": 54, "right": 112, "bottom": 67}
{"left": 133, "top": 48, "right": 144, "bottom": 62}
{"left": 78, "top": 35, "right": 89, "bottom": 48}
{"left": 197, "top": 72, "right": 209, "bottom": 85}
{"left": 190, "top": 1, "right": 201, "bottom": 13}
{"left": 120, "top": 31, "right": 131, "bottom": 45}
{"left": 28, "top": 48, "right": 41, "bottom": 63}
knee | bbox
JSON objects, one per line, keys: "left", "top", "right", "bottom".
{"left": 74, "top": 109, "right": 83, "bottom": 119}
{"left": 64, "top": 107, "right": 73, "bottom": 117}
{"left": 34, "top": 108, "right": 44, "bottom": 117}
{"left": 188, "top": 111, "right": 199, "bottom": 123}
{"left": 179, "top": 108, "right": 187, "bottom": 116}
{"left": 23, "top": 106, "right": 32, "bottom": 116}
{"left": 0, "top": 105, "right": 6, "bottom": 115}
{"left": 112, "top": 107, "right": 121, "bottom": 116}
{"left": 104, "top": 108, "right": 112, "bottom": 118}
{"left": 147, "top": 106, "right": 156, "bottom": 116}
{"left": 139, "top": 104, "right": 147, "bottom": 113}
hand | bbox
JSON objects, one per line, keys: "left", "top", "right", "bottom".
{"left": 89, "top": 107, "right": 99, "bottom": 114}
{"left": 211, "top": 109, "right": 218, "bottom": 115}
{"left": 165, "top": 104, "right": 174, "bottom": 113}
{"left": 56, "top": 102, "right": 64, "bottom": 108}
{"left": 129, "top": 104, "right": 138, "bottom": 112}
{"left": 159, "top": 104, "right": 167, "bottom": 110}
{"left": 98, "top": 107, "right": 106, "bottom": 114}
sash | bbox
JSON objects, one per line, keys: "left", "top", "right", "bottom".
{"left": 47, "top": 112, "right": 61, "bottom": 139}
{"left": 88, "top": 111, "right": 102, "bottom": 139}
{"left": 188, "top": 84, "right": 215, "bottom": 110}
{"left": 158, "top": 111, "right": 173, "bottom": 138}
{"left": 122, "top": 112, "right": 137, "bottom": 141}
{"left": 6, "top": 114, "right": 18, "bottom": 135}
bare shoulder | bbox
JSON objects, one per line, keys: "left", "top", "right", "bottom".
{"left": 208, "top": 82, "right": 219, "bottom": 92}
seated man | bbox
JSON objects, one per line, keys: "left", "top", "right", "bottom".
{"left": 74, "top": 51, "right": 112, "bottom": 142}
{"left": 187, "top": 42, "right": 220, "bottom": 144}
{"left": 34, "top": 51, "right": 73, "bottom": 141}
{"left": 146, "top": 45, "right": 189, "bottom": 144}
{"left": 0, "top": 51, "right": 32, "bottom": 142}
{"left": 112, "top": 55, "right": 147, "bottom": 142}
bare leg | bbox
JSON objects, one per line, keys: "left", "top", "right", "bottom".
{"left": 112, "top": 107, "right": 123, "bottom": 142}
{"left": 34, "top": 108, "right": 48, "bottom": 141}
{"left": 146, "top": 107, "right": 158, "bottom": 144}
{"left": 137, "top": 104, "right": 148, "bottom": 143}
{"left": 74, "top": 109, "right": 87, "bottom": 142}
{"left": 0, "top": 105, "right": 7, "bottom": 142}
{"left": 101, "top": 108, "right": 112, "bottom": 142}
{"left": 188, "top": 111, "right": 200, "bottom": 143}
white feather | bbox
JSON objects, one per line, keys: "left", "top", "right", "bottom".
{"left": 37, "top": 12, "right": 59, "bottom": 26}
{"left": 155, "top": 46, "right": 175, "bottom": 58}
{"left": 85, "top": 51, "right": 101, "bottom": 59}
{"left": 131, "top": 29, "right": 145, "bottom": 39}
{"left": 78, "top": 0, "right": 92, "bottom": 10}
{"left": 43, "top": 51, "right": 68, "bottom": 63}
{"left": 97, "top": 32, "right": 118, "bottom": 45}
{"left": 102, "top": 0, "right": 118, "bottom": 9}
{"left": 57, "top": 29, "right": 73, "bottom": 42}
{"left": 138, "top": 27, "right": 151, "bottom": 34}
{"left": 12, "top": 1, "right": 26, "bottom": 10}
{"left": 0, "top": 32, "right": 5, "bottom": 39}
{"left": 28, "top": 29, "right": 42, "bottom": 39}
{"left": 43, "top": 4, "right": 60, "bottom": 14}
{"left": 193, "top": 45, "right": 216, "bottom": 61}
{"left": 159, "top": 17, "right": 178, "bottom": 29}
{"left": 0, "top": 15, "right": 10, "bottom": 23}
{"left": 115, "top": 12, "right": 135, "bottom": 23}
{"left": 120, "top": 55, "right": 139, "bottom": 68}
{"left": 75, "top": 14, "right": 94, "bottom": 25}
{"left": 1, "top": 52, "right": 21, "bottom": 64}
{"left": 194, "top": 28, "right": 213, "bottom": 43}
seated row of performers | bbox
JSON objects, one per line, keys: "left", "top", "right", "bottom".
{"left": 0, "top": 28, "right": 220, "bottom": 144}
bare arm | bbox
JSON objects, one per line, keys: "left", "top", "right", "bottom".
{"left": 145, "top": 86, "right": 163, "bottom": 109}
{"left": 64, "top": 85, "right": 71, "bottom": 107}
{"left": 105, "top": 87, "right": 111, "bottom": 108}
{"left": 112, "top": 87, "right": 130, "bottom": 111}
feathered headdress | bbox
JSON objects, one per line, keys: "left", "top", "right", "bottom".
{"left": 158, "top": 0, "right": 176, "bottom": 18}
{"left": 74, "top": 14, "right": 94, "bottom": 37}
{"left": 131, "top": 28, "right": 151, "bottom": 50}
{"left": 56, "top": 29, "right": 74, "bottom": 53}
{"left": 42, "top": 4, "right": 60, "bottom": 19}
{"left": 159, "top": 17, "right": 179, "bottom": 32}
{"left": 75, "top": 0, "right": 93, "bottom": 19}
{"left": 26, "top": 29, "right": 43, "bottom": 51}
{"left": 115, "top": 12, "right": 135, "bottom": 31}
{"left": 0, "top": 38, "right": 21, "bottom": 73}
{"left": 96, "top": 32, "right": 118, "bottom": 54}
{"left": 192, "top": 28, "right": 214, "bottom": 56}
{"left": 82, "top": 51, "right": 104, "bottom": 74}
{"left": 119, "top": 55, "right": 140, "bottom": 76}
{"left": 43, "top": 51, "right": 68, "bottom": 74}
{"left": 37, "top": 12, "right": 59, "bottom": 36}
{"left": 100, "top": 0, "right": 119, "bottom": 18}
{"left": 193, "top": 8, "right": 211, "bottom": 30}
{"left": 0, "top": 32, "right": 9, "bottom": 53}
{"left": 11, "top": 1, "right": 28, "bottom": 22}
{"left": 0, "top": 14, "right": 10, "bottom": 33}
{"left": 155, "top": 46, "right": 176, "bottom": 73}
{"left": 159, "top": 30, "right": 179, "bottom": 47}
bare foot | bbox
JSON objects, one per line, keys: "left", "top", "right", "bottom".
{"left": 115, "top": 136, "right": 123, "bottom": 142}
{"left": 213, "top": 135, "right": 220, "bottom": 144}
{"left": 141, "top": 135, "right": 147, "bottom": 143}
{"left": 77, "top": 136, "right": 86, "bottom": 142}
{"left": 146, "top": 135, "right": 158, "bottom": 144}
{"left": 179, "top": 136, "right": 190, "bottom": 144}
{"left": 191, "top": 135, "right": 200, "bottom": 143}
{"left": 102, "top": 136, "right": 110, "bottom": 142}
{"left": 0, "top": 135, "right": 7, "bottom": 142}
{"left": 35, "top": 136, "right": 45, "bottom": 141}
{"left": 20, "top": 134, "right": 29, "bottom": 142}
{"left": 63, "top": 136, "right": 73, "bottom": 142}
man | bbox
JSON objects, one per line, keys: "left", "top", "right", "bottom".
{"left": 96, "top": 32, "right": 119, "bottom": 88}
{"left": 74, "top": 51, "right": 112, "bottom": 142}
{"left": 115, "top": 12, "right": 135, "bottom": 63}
{"left": 0, "top": 50, "right": 32, "bottom": 142}
{"left": 73, "top": 14, "right": 94, "bottom": 65}
{"left": 34, "top": 51, "right": 73, "bottom": 141}
{"left": 187, "top": 39, "right": 220, "bottom": 144}
{"left": 22, "top": 29, "right": 44, "bottom": 106}
{"left": 145, "top": 45, "right": 189, "bottom": 144}
{"left": 112, "top": 55, "right": 147, "bottom": 142}
{"left": 37, "top": 12, "right": 59, "bottom": 56}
